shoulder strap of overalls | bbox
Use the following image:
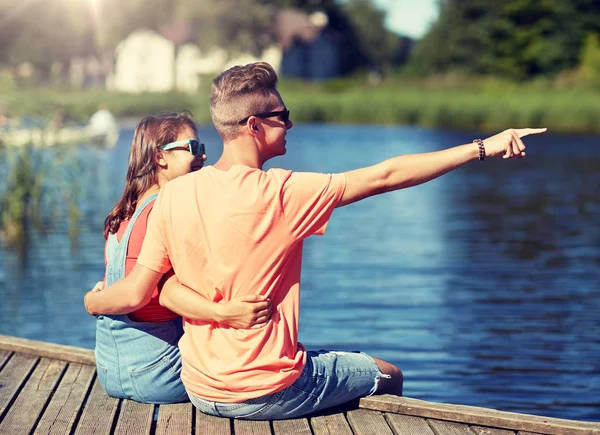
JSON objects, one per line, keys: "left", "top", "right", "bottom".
{"left": 118, "top": 193, "right": 159, "bottom": 246}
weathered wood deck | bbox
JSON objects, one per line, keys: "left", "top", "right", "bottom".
{"left": 0, "top": 334, "right": 598, "bottom": 435}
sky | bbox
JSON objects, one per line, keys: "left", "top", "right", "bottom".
{"left": 373, "top": 0, "right": 440, "bottom": 39}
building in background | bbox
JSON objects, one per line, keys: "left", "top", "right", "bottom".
{"left": 111, "top": 29, "right": 281, "bottom": 93}
{"left": 113, "top": 30, "right": 175, "bottom": 92}
{"left": 277, "top": 10, "right": 344, "bottom": 80}
{"left": 105, "top": 8, "right": 412, "bottom": 92}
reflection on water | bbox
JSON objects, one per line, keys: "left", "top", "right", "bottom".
{"left": 0, "top": 124, "right": 598, "bottom": 421}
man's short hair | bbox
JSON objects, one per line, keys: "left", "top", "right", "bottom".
{"left": 210, "top": 62, "right": 280, "bottom": 141}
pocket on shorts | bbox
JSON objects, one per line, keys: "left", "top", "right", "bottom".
{"left": 129, "top": 355, "right": 185, "bottom": 404}
{"left": 96, "top": 362, "right": 108, "bottom": 392}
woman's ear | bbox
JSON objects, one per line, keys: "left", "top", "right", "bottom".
{"left": 157, "top": 151, "right": 168, "bottom": 169}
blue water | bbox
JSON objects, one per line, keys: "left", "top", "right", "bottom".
{"left": 1, "top": 124, "right": 599, "bottom": 421}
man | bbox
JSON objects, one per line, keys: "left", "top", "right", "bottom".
{"left": 85, "top": 62, "right": 545, "bottom": 420}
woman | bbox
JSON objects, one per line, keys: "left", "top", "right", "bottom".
{"left": 93, "top": 112, "right": 270, "bottom": 404}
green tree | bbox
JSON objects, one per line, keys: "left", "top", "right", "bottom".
{"left": 175, "top": 0, "right": 277, "bottom": 56}
{"left": 580, "top": 33, "right": 600, "bottom": 86}
{"left": 342, "top": 0, "right": 403, "bottom": 72}
{"left": 410, "top": 0, "right": 600, "bottom": 79}
{"left": 93, "top": 0, "right": 177, "bottom": 51}
{"left": 0, "top": 0, "right": 95, "bottom": 78}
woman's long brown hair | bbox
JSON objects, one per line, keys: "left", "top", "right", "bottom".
{"left": 103, "top": 112, "right": 197, "bottom": 239}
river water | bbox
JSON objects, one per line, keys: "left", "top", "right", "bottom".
{"left": 0, "top": 123, "right": 598, "bottom": 421}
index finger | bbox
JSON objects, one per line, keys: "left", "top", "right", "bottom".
{"left": 516, "top": 128, "right": 547, "bottom": 138}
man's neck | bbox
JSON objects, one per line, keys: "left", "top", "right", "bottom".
{"left": 214, "top": 138, "right": 264, "bottom": 171}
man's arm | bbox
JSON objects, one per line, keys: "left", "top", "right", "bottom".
{"left": 338, "top": 128, "right": 546, "bottom": 207}
{"left": 159, "top": 271, "right": 271, "bottom": 328}
{"left": 84, "top": 263, "right": 162, "bottom": 316}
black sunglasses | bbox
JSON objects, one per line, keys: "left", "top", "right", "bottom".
{"left": 158, "top": 139, "right": 205, "bottom": 156}
{"left": 238, "top": 109, "right": 290, "bottom": 125}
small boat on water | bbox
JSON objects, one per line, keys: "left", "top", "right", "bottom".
{"left": 0, "top": 108, "right": 119, "bottom": 149}
{"left": 0, "top": 125, "right": 119, "bottom": 149}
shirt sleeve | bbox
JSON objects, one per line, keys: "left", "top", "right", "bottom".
{"left": 137, "top": 190, "right": 172, "bottom": 274}
{"left": 278, "top": 170, "right": 347, "bottom": 240}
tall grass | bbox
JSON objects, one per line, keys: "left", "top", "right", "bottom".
{"left": 0, "top": 146, "right": 43, "bottom": 246}
{"left": 0, "top": 146, "right": 94, "bottom": 248}
{"left": 280, "top": 81, "right": 600, "bottom": 133}
{"left": 2, "top": 77, "right": 599, "bottom": 133}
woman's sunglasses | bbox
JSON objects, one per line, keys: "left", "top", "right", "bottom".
{"left": 158, "top": 139, "right": 205, "bottom": 156}
{"left": 238, "top": 109, "right": 290, "bottom": 125}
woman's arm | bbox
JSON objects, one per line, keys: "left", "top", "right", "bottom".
{"left": 84, "top": 263, "right": 162, "bottom": 315}
{"left": 159, "top": 270, "right": 271, "bottom": 328}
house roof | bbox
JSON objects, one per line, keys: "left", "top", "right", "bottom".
{"left": 275, "top": 9, "right": 328, "bottom": 50}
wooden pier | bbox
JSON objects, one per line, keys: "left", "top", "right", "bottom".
{"left": 1, "top": 334, "right": 598, "bottom": 435}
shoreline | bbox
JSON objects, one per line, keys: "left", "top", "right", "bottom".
{"left": 2, "top": 84, "right": 600, "bottom": 135}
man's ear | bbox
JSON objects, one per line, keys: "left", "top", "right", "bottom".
{"left": 247, "top": 117, "right": 260, "bottom": 135}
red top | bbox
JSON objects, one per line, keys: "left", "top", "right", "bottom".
{"left": 106, "top": 200, "right": 179, "bottom": 322}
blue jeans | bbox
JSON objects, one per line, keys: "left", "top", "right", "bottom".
{"left": 94, "top": 193, "right": 188, "bottom": 404}
{"left": 189, "top": 350, "right": 385, "bottom": 420}
{"left": 95, "top": 315, "right": 187, "bottom": 404}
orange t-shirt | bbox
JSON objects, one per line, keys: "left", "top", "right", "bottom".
{"left": 137, "top": 165, "right": 346, "bottom": 402}
{"left": 105, "top": 200, "right": 178, "bottom": 322}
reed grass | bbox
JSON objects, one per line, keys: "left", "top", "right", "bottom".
{"left": 0, "top": 146, "right": 91, "bottom": 248}
{"left": 1, "top": 78, "right": 599, "bottom": 133}
{"left": 0, "top": 146, "right": 43, "bottom": 245}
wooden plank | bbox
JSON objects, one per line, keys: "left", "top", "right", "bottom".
{"left": 0, "top": 352, "right": 38, "bottom": 420}
{"left": 272, "top": 418, "right": 312, "bottom": 435}
{"left": 428, "top": 419, "right": 475, "bottom": 435}
{"left": 34, "top": 363, "right": 96, "bottom": 435}
{"left": 113, "top": 400, "right": 154, "bottom": 435}
{"left": 156, "top": 402, "right": 193, "bottom": 435}
{"left": 0, "top": 358, "right": 66, "bottom": 434}
{"left": 0, "top": 334, "right": 95, "bottom": 365}
{"left": 310, "top": 412, "right": 353, "bottom": 435}
{"left": 471, "top": 426, "right": 516, "bottom": 434}
{"left": 347, "top": 409, "right": 394, "bottom": 435}
{"left": 360, "top": 395, "right": 600, "bottom": 435}
{"left": 233, "top": 419, "right": 272, "bottom": 435}
{"left": 385, "top": 413, "right": 436, "bottom": 435}
{"left": 0, "top": 349, "right": 11, "bottom": 370}
{"left": 195, "top": 408, "right": 230, "bottom": 435}
{"left": 74, "top": 378, "right": 119, "bottom": 435}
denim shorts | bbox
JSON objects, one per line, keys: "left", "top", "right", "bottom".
{"left": 188, "top": 349, "right": 384, "bottom": 420}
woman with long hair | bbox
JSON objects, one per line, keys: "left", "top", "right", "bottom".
{"left": 93, "top": 112, "right": 270, "bottom": 404}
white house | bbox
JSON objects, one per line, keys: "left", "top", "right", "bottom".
{"left": 112, "top": 29, "right": 282, "bottom": 93}
{"left": 113, "top": 29, "right": 175, "bottom": 93}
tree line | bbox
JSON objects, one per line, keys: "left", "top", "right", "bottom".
{"left": 410, "top": 0, "right": 600, "bottom": 84}
{"left": 0, "top": 0, "right": 401, "bottom": 80}
{"left": 1, "top": 0, "right": 600, "bottom": 84}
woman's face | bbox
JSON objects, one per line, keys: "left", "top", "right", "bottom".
{"left": 162, "top": 125, "right": 206, "bottom": 181}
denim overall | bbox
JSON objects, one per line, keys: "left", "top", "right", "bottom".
{"left": 94, "top": 194, "right": 188, "bottom": 404}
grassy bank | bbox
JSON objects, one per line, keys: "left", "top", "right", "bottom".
{"left": 2, "top": 78, "right": 600, "bottom": 134}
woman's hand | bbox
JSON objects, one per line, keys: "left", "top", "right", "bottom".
{"left": 84, "top": 280, "right": 105, "bottom": 315}
{"left": 483, "top": 128, "right": 547, "bottom": 159}
{"left": 218, "top": 295, "right": 272, "bottom": 329}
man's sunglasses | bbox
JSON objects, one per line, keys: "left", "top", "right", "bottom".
{"left": 238, "top": 109, "right": 290, "bottom": 125}
{"left": 158, "top": 139, "right": 205, "bottom": 156}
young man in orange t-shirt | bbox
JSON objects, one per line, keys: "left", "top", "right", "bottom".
{"left": 85, "top": 62, "right": 545, "bottom": 419}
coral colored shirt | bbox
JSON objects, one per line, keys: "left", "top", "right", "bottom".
{"left": 137, "top": 165, "right": 346, "bottom": 402}
{"left": 105, "top": 200, "right": 179, "bottom": 322}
